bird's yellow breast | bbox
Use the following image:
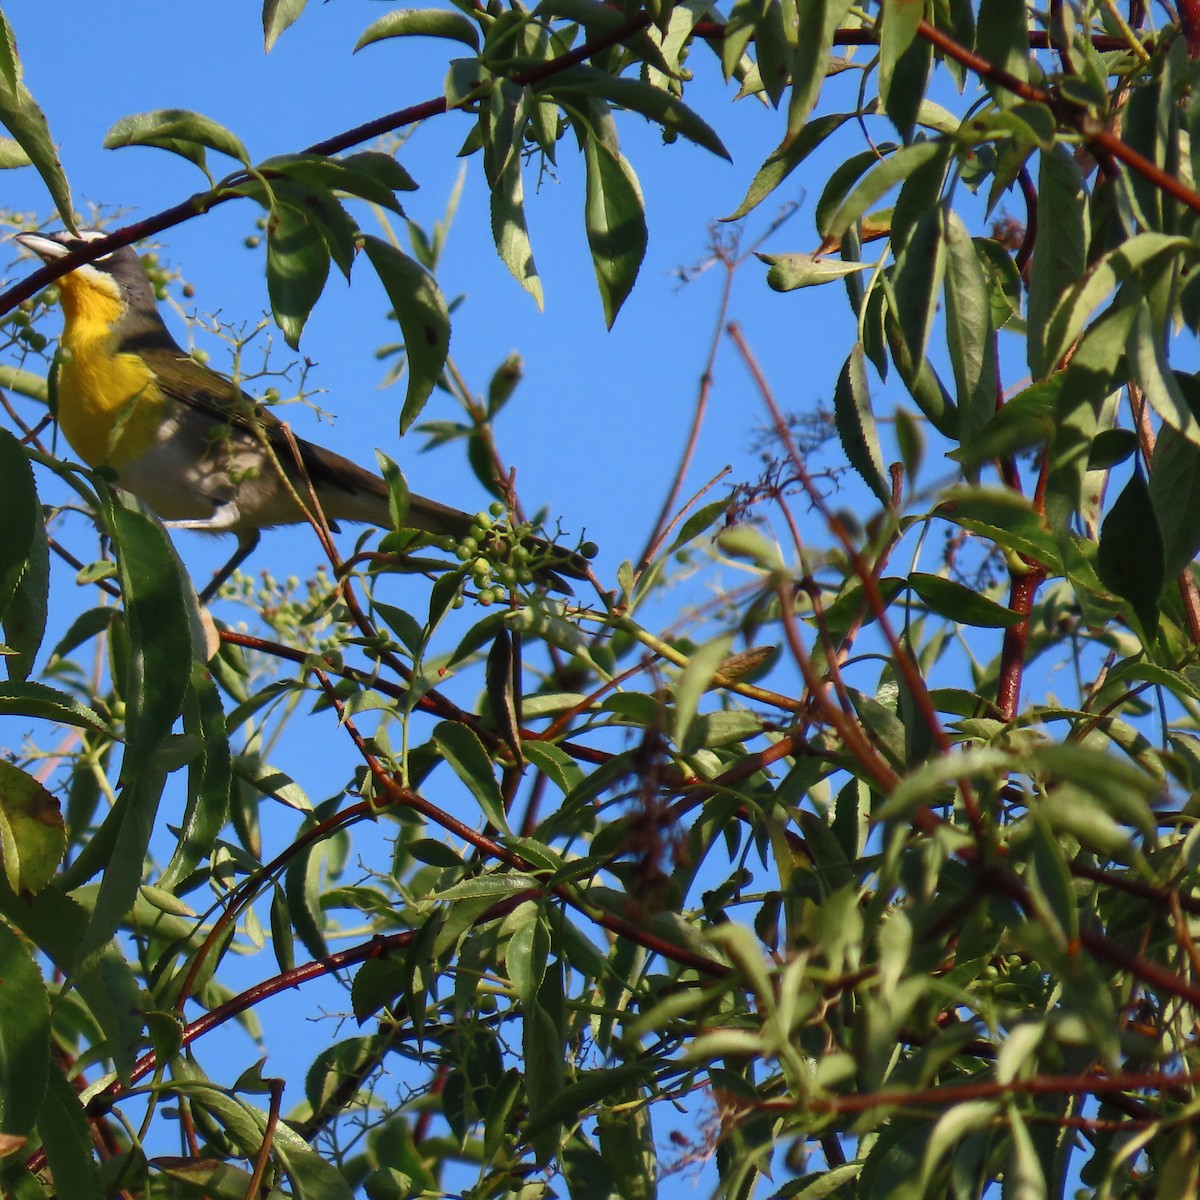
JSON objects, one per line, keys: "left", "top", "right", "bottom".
{"left": 54, "top": 274, "right": 166, "bottom": 469}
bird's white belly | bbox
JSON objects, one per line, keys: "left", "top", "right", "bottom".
{"left": 109, "top": 411, "right": 293, "bottom": 532}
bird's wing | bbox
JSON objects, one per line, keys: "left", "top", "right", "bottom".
{"left": 135, "top": 342, "right": 388, "bottom": 500}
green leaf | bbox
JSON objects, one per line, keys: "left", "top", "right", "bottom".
{"left": 0, "top": 883, "right": 144, "bottom": 1081}
{"left": 880, "top": 1, "right": 931, "bottom": 142}
{"left": 942, "top": 210, "right": 996, "bottom": 457}
{"left": 891, "top": 205, "right": 945, "bottom": 376}
{"left": 933, "top": 487, "right": 1060, "bottom": 569}
{"left": 70, "top": 499, "right": 196, "bottom": 958}
{"left": 0, "top": 139, "right": 29, "bottom": 167}
{"left": 0, "top": 430, "right": 36, "bottom": 623}
{"left": 361, "top": 235, "right": 451, "bottom": 434}
{"left": 673, "top": 635, "right": 733, "bottom": 750}
{"left": 1042, "top": 235, "right": 1194, "bottom": 384}
{"left": 732, "top": 0, "right": 791, "bottom": 106}
{"left": 670, "top": 497, "right": 731, "bottom": 551}
{"left": 432, "top": 721, "right": 509, "bottom": 832}
{"left": 891, "top": 137, "right": 951, "bottom": 249}
{"left": 1, "top": 509, "right": 48, "bottom": 686}
{"left": 908, "top": 573, "right": 1023, "bottom": 628}
{"left": 36, "top": 1064, "right": 104, "bottom": 1200}
{"left": 436, "top": 872, "right": 540, "bottom": 901}
{"left": 1098, "top": 470, "right": 1164, "bottom": 633}
{"left": 286, "top": 837, "right": 329, "bottom": 960}
{"left": 953, "top": 375, "right": 1059, "bottom": 470}
{"left": 547, "top": 67, "right": 729, "bottom": 160}
{"left": 371, "top": 451, "right": 411, "bottom": 535}
{"left": 356, "top": 8, "right": 481, "bottom": 52}
{"left": 506, "top": 911, "right": 549, "bottom": 1005}
{"left": 0, "top": 20, "right": 16, "bottom": 93}
{"left": 490, "top": 118, "right": 543, "bottom": 306}
{"left": 1150, "top": 419, "right": 1200, "bottom": 579}
{"left": 562, "top": 1136, "right": 619, "bottom": 1200}
{"left": 0, "top": 14, "right": 73, "bottom": 229}
{"left": 0, "top": 920, "right": 48, "bottom": 1136}
{"left": 1026, "top": 147, "right": 1088, "bottom": 379}
{"left": 833, "top": 342, "right": 890, "bottom": 505}
{"left": 0, "top": 430, "right": 46, "bottom": 682}
{"left": 760, "top": 252, "right": 872, "bottom": 291}
{"left": 788, "top": 0, "right": 852, "bottom": 134}
{"left": 307, "top": 1037, "right": 388, "bottom": 1114}
{"left": 104, "top": 108, "right": 250, "bottom": 171}
{"left": 717, "top": 525, "right": 784, "bottom": 570}
{"left": 582, "top": 136, "right": 647, "bottom": 327}
{"left": 879, "top": 0, "right": 924, "bottom": 108}
{"left": 523, "top": 741, "right": 585, "bottom": 796}
{"left": 1128, "top": 302, "right": 1200, "bottom": 446}
{"left": 158, "top": 667, "right": 232, "bottom": 890}
{"left": 109, "top": 501, "right": 196, "bottom": 777}
{"left": 0, "top": 681, "right": 110, "bottom": 734}
{"left": 154, "top": 1159, "right": 257, "bottom": 1199}
{"left": 260, "top": 153, "right": 407, "bottom": 216}
{"left": 820, "top": 140, "right": 945, "bottom": 244}
{"left": 263, "top": 0, "right": 308, "bottom": 50}
{"left": 726, "top": 113, "right": 850, "bottom": 221}
{"left": 486, "top": 625, "right": 522, "bottom": 763}
{"left": 976, "top": 0, "right": 1030, "bottom": 106}
{"left": 266, "top": 202, "right": 331, "bottom": 349}
{"left": 342, "top": 151, "right": 418, "bottom": 195}
{"left": 271, "top": 1119, "right": 357, "bottom": 1200}
{"left": 524, "top": 997, "right": 566, "bottom": 1164}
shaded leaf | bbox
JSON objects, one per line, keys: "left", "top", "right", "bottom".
{"left": 356, "top": 8, "right": 481, "bottom": 52}
{"left": 0, "top": 920, "right": 48, "bottom": 1136}
{"left": 908, "top": 573, "right": 1023, "bottom": 628}
{"left": 833, "top": 342, "right": 890, "bottom": 504}
{"left": 263, "top": 0, "right": 308, "bottom": 50}
{"left": 104, "top": 108, "right": 250, "bottom": 171}
{"left": 361, "top": 235, "right": 451, "bottom": 433}
{"left": 583, "top": 136, "right": 647, "bottom": 327}
{"left": 0, "top": 14, "right": 73, "bottom": 228}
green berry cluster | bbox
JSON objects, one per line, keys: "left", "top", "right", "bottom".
{"left": 8, "top": 300, "right": 47, "bottom": 352}
{"left": 433, "top": 501, "right": 597, "bottom": 605}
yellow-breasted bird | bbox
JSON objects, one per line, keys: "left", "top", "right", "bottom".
{"left": 15, "top": 229, "right": 586, "bottom": 590}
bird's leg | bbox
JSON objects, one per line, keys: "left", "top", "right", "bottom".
{"left": 198, "top": 531, "right": 260, "bottom": 605}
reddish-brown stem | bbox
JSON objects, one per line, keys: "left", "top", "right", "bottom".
{"left": 743, "top": 1066, "right": 1200, "bottom": 1117}
{"left": 244, "top": 1079, "right": 283, "bottom": 1200}
{"left": 1014, "top": 167, "right": 1038, "bottom": 279}
{"left": 313, "top": 671, "right": 732, "bottom": 978}
{"left": 919, "top": 18, "right": 1200, "bottom": 217}
{"left": 78, "top": 932, "right": 416, "bottom": 1124}
{"left": 728, "top": 322, "right": 987, "bottom": 833}
{"left": 996, "top": 562, "right": 1047, "bottom": 721}
{"left": 174, "top": 796, "right": 384, "bottom": 1007}
{"left": 636, "top": 241, "right": 736, "bottom": 574}
{"left": 1180, "top": 0, "right": 1200, "bottom": 56}
{"left": 217, "top": 628, "right": 613, "bottom": 766}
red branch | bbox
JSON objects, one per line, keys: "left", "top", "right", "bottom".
{"left": 746, "top": 1067, "right": 1200, "bottom": 1117}
{"left": 1181, "top": 0, "right": 1200, "bottom": 58}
